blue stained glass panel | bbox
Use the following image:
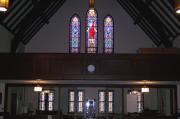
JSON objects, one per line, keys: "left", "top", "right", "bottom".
{"left": 70, "top": 15, "right": 80, "bottom": 53}
{"left": 104, "top": 16, "right": 114, "bottom": 54}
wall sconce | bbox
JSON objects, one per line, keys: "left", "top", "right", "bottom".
{"left": 34, "top": 79, "right": 42, "bottom": 92}
{"left": 141, "top": 80, "right": 150, "bottom": 93}
{"left": 0, "top": 0, "right": 9, "bottom": 12}
{"left": 175, "top": 0, "right": 180, "bottom": 14}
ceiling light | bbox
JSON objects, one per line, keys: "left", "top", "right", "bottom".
{"left": 175, "top": 0, "right": 180, "bottom": 14}
{"left": 141, "top": 86, "right": 149, "bottom": 93}
{"left": 176, "top": 9, "right": 180, "bottom": 14}
{"left": 141, "top": 80, "right": 150, "bottom": 93}
{"left": 34, "top": 79, "right": 43, "bottom": 92}
{"left": 34, "top": 86, "right": 42, "bottom": 92}
{"left": 0, "top": 0, "right": 9, "bottom": 12}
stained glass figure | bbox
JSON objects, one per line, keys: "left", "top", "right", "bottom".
{"left": 104, "top": 16, "right": 114, "bottom": 54}
{"left": 70, "top": 15, "right": 80, "bottom": 53}
{"left": 86, "top": 9, "right": 98, "bottom": 53}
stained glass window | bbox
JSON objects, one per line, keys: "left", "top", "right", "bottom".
{"left": 104, "top": 16, "right": 114, "bottom": 54}
{"left": 40, "top": 92, "right": 45, "bottom": 111}
{"left": 39, "top": 90, "right": 54, "bottom": 111}
{"left": 78, "top": 91, "right": 84, "bottom": 113}
{"left": 137, "top": 92, "right": 143, "bottom": 112}
{"left": 86, "top": 9, "right": 98, "bottom": 53}
{"left": 70, "top": 14, "right": 80, "bottom": 53}
{"left": 69, "top": 91, "right": 75, "bottom": 112}
{"left": 108, "top": 91, "right": 114, "bottom": 113}
{"left": 99, "top": 91, "right": 105, "bottom": 113}
{"left": 48, "top": 92, "right": 54, "bottom": 111}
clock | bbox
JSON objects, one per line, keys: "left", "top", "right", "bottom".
{"left": 87, "top": 64, "right": 95, "bottom": 73}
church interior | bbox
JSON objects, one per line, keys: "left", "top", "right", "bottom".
{"left": 0, "top": 0, "right": 180, "bottom": 119}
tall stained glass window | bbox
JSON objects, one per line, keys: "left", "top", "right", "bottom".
{"left": 39, "top": 90, "right": 54, "bottom": 111}
{"left": 77, "top": 90, "right": 84, "bottom": 113}
{"left": 99, "top": 91, "right": 105, "bottom": 113}
{"left": 39, "top": 91, "right": 45, "bottom": 111}
{"left": 68, "top": 90, "right": 75, "bottom": 113}
{"left": 104, "top": 16, "right": 114, "bottom": 54}
{"left": 86, "top": 9, "right": 98, "bottom": 53}
{"left": 70, "top": 14, "right": 81, "bottom": 53}
{"left": 48, "top": 92, "right": 54, "bottom": 111}
{"left": 108, "top": 91, "right": 114, "bottom": 113}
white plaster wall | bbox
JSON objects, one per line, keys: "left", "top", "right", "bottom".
{"left": 25, "top": 0, "right": 154, "bottom": 53}
{"left": 0, "top": 25, "right": 13, "bottom": 52}
{"left": 127, "top": 94, "right": 137, "bottom": 113}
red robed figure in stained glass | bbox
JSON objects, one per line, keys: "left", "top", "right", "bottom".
{"left": 89, "top": 22, "right": 95, "bottom": 39}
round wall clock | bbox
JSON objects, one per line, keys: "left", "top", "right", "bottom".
{"left": 87, "top": 64, "right": 95, "bottom": 73}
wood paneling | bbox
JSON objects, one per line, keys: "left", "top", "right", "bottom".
{"left": 0, "top": 53, "right": 180, "bottom": 81}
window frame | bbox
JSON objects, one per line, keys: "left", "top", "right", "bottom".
{"left": 107, "top": 90, "right": 114, "bottom": 113}
{"left": 69, "top": 14, "right": 81, "bottom": 53}
{"left": 98, "top": 90, "right": 114, "bottom": 114}
{"left": 38, "top": 89, "right": 55, "bottom": 112}
{"left": 98, "top": 90, "right": 106, "bottom": 113}
{"left": 77, "top": 90, "right": 85, "bottom": 113}
{"left": 103, "top": 15, "right": 114, "bottom": 54}
{"left": 85, "top": 8, "right": 98, "bottom": 54}
{"left": 68, "top": 90, "right": 75, "bottom": 113}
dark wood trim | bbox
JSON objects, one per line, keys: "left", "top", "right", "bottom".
{"left": 4, "top": 84, "right": 8, "bottom": 119}
{"left": 5, "top": 83, "right": 177, "bottom": 89}
{"left": 0, "top": 53, "right": 180, "bottom": 81}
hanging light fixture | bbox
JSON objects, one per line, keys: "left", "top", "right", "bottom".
{"left": 34, "top": 86, "right": 42, "bottom": 92}
{"left": 141, "top": 80, "right": 150, "bottom": 93}
{"left": 89, "top": 0, "right": 95, "bottom": 9}
{"left": 141, "top": 86, "right": 149, "bottom": 93}
{"left": 0, "top": 0, "right": 9, "bottom": 12}
{"left": 175, "top": 0, "right": 180, "bottom": 14}
{"left": 34, "top": 79, "right": 42, "bottom": 92}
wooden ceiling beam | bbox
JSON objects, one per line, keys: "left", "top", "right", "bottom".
{"left": 129, "top": 0, "right": 172, "bottom": 47}
{"left": 11, "top": 0, "right": 67, "bottom": 53}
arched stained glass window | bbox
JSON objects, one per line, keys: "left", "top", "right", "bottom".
{"left": 70, "top": 14, "right": 81, "bottom": 53}
{"left": 86, "top": 9, "right": 98, "bottom": 53}
{"left": 104, "top": 16, "right": 114, "bottom": 54}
